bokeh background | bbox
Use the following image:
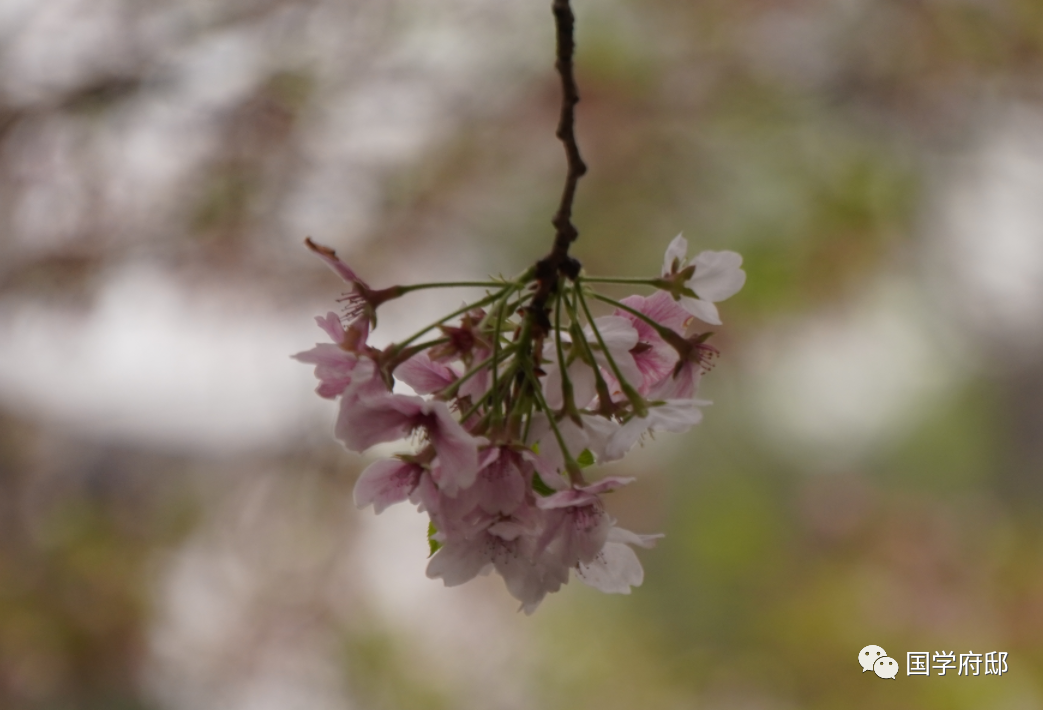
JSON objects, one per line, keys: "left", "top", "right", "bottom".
{"left": 2, "top": 0, "right": 1043, "bottom": 708}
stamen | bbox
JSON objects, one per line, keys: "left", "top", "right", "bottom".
{"left": 696, "top": 343, "right": 719, "bottom": 373}
{"left": 336, "top": 291, "right": 367, "bottom": 322}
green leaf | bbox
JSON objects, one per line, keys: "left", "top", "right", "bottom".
{"left": 532, "top": 473, "right": 557, "bottom": 496}
{"left": 427, "top": 521, "right": 442, "bottom": 557}
{"left": 576, "top": 448, "right": 595, "bottom": 468}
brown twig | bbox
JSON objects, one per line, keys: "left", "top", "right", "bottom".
{"left": 528, "top": 0, "right": 587, "bottom": 335}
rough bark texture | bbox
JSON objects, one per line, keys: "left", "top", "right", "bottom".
{"left": 529, "top": 0, "right": 586, "bottom": 335}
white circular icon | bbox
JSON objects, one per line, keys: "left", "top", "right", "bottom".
{"left": 859, "top": 645, "right": 887, "bottom": 672}
{"left": 874, "top": 656, "right": 899, "bottom": 679}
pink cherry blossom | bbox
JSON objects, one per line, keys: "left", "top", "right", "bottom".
{"left": 294, "top": 312, "right": 372, "bottom": 398}
{"left": 646, "top": 338, "right": 717, "bottom": 400}
{"left": 536, "top": 477, "right": 633, "bottom": 569}
{"left": 335, "top": 378, "right": 482, "bottom": 494}
{"left": 457, "top": 446, "right": 534, "bottom": 516}
{"left": 426, "top": 504, "right": 568, "bottom": 613}
{"left": 297, "top": 227, "right": 742, "bottom": 611}
{"left": 615, "top": 290, "right": 691, "bottom": 394}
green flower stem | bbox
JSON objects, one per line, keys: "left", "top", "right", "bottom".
{"left": 458, "top": 396, "right": 493, "bottom": 427}
{"left": 521, "top": 409, "right": 534, "bottom": 444}
{"left": 489, "top": 283, "right": 522, "bottom": 424}
{"left": 563, "top": 288, "right": 615, "bottom": 412}
{"left": 553, "top": 283, "right": 580, "bottom": 424}
{"left": 395, "top": 289, "right": 507, "bottom": 351}
{"left": 505, "top": 317, "right": 535, "bottom": 438}
{"left": 459, "top": 360, "right": 519, "bottom": 424}
{"left": 398, "top": 266, "right": 536, "bottom": 297}
{"left": 576, "top": 286, "right": 648, "bottom": 417}
{"left": 397, "top": 336, "right": 450, "bottom": 355}
{"left": 397, "top": 281, "right": 514, "bottom": 293}
{"left": 577, "top": 276, "right": 668, "bottom": 287}
{"left": 384, "top": 336, "right": 451, "bottom": 375}
{"left": 522, "top": 362, "right": 583, "bottom": 486}
{"left": 438, "top": 344, "right": 518, "bottom": 400}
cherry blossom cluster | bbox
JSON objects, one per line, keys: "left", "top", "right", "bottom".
{"left": 294, "top": 235, "right": 745, "bottom": 613}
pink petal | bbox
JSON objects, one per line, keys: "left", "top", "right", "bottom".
{"left": 395, "top": 352, "right": 456, "bottom": 394}
{"left": 335, "top": 391, "right": 423, "bottom": 452}
{"left": 426, "top": 541, "right": 492, "bottom": 587}
{"left": 458, "top": 364, "right": 491, "bottom": 401}
{"left": 315, "top": 312, "right": 346, "bottom": 343}
{"left": 538, "top": 504, "right": 612, "bottom": 566}
{"left": 538, "top": 476, "right": 634, "bottom": 510}
{"left": 637, "top": 290, "right": 692, "bottom": 333}
{"left": 475, "top": 452, "right": 528, "bottom": 516}
{"left": 291, "top": 342, "right": 351, "bottom": 367}
{"left": 292, "top": 344, "right": 360, "bottom": 399}
{"left": 305, "top": 238, "right": 368, "bottom": 287}
{"left": 497, "top": 552, "right": 559, "bottom": 613}
{"left": 646, "top": 361, "right": 699, "bottom": 400}
{"left": 354, "top": 459, "right": 422, "bottom": 513}
{"left": 426, "top": 402, "right": 482, "bottom": 494}
{"left": 631, "top": 343, "right": 677, "bottom": 395}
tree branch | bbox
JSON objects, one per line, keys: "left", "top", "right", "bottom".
{"left": 528, "top": 0, "right": 587, "bottom": 336}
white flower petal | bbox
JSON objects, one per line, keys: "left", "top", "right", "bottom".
{"left": 679, "top": 296, "right": 722, "bottom": 325}
{"left": 648, "top": 399, "right": 707, "bottom": 433}
{"left": 604, "top": 400, "right": 706, "bottom": 459}
{"left": 527, "top": 414, "right": 590, "bottom": 475}
{"left": 542, "top": 358, "right": 566, "bottom": 411}
{"left": 569, "top": 361, "right": 598, "bottom": 410}
{"left": 691, "top": 250, "right": 746, "bottom": 302}
{"left": 603, "top": 416, "right": 649, "bottom": 461}
{"left": 589, "top": 316, "right": 639, "bottom": 351}
{"left": 577, "top": 542, "right": 643, "bottom": 594}
{"left": 594, "top": 349, "right": 643, "bottom": 395}
{"left": 607, "top": 526, "right": 664, "bottom": 548}
{"left": 662, "top": 233, "right": 689, "bottom": 275}
{"left": 545, "top": 358, "right": 598, "bottom": 411}
{"left": 580, "top": 415, "right": 621, "bottom": 462}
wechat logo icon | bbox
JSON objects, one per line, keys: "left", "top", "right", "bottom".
{"left": 859, "top": 645, "right": 898, "bottom": 679}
